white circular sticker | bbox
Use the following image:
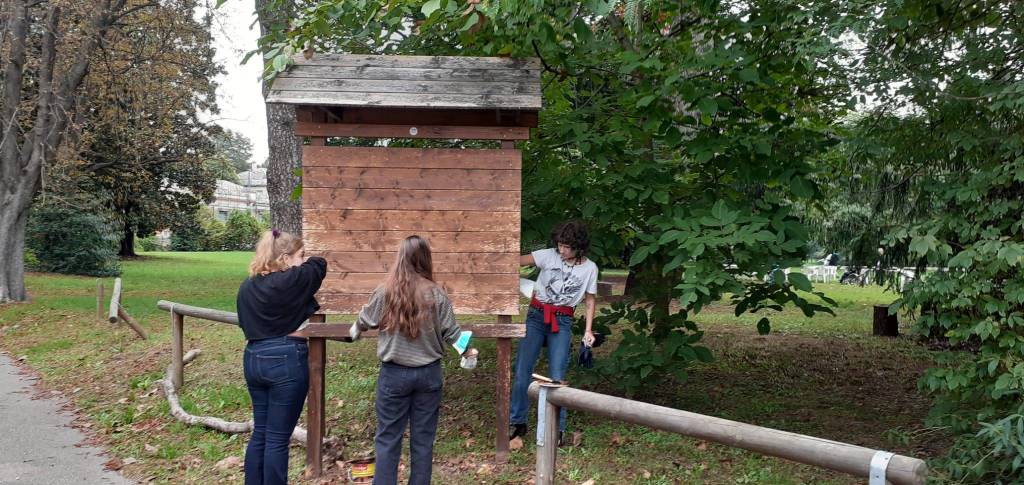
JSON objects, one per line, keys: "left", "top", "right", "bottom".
{"left": 409, "top": 127, "right": 418, "bottom": 136}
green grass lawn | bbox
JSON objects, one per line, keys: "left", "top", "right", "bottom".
{"left": 0, "top": 252, "right": 945, "bottom": 484}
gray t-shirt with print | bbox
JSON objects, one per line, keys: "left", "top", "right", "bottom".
{"left": 531, "top": 248, "right": 598, "bottom": 307}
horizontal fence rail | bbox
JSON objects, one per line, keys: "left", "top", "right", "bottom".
{"left": 528, "top": 383, "right": 927, "bottom": 485}
{"left": 157, "top": 300, "right": 238, "bottom": 325}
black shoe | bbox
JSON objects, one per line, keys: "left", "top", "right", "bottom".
{"left": 510, "top": 423, "right": 527, "bottom": 440}
{"left": 557, "top": 431, "right": 566, "bottom": 447}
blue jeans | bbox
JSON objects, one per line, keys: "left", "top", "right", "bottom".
{"left": 510, "top": 307, "right": 572, "bottom": 431}
{"left": 243, "top": 336, "right": 309, "bottom": 485}
{"left": 374, "top": 360, "right": 443, "bottom": 485}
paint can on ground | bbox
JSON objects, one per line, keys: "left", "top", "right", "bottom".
{"left": 348, "top": 457, "right": 375, "bottom": 484}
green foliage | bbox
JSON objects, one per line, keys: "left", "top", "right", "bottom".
{"left": 846, "top": 0, "right": 1024, "bottom": 480}
{"left": 26, "top": 199, "right": 121, "bottom": 277}
{"left": 221, "top": 211, "right": 262, "bottom": 251}
{"left": 137, "top": 236, "right": 164, "bottom": 252}
{"left": 579, "top": 300, "right": 711, "bottom": 396}
{"left": 23, "top": 249, "right": 40, "bottom": 270}
{"left": 170, "top": 208, "right": 263, "bottom": 252}
{"left": 263, "top": 0, "right": 843, "bottom": 394}
{"left": 209, "top": 129, "right": 255, "bottom": 174}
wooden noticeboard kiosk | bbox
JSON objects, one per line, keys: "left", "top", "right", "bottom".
{"left": 266, "top": 54, "right": 541, "bottom": 476}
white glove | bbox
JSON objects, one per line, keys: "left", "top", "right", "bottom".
{"left": 349, "top": 323, "right": 361, "bottom": 341}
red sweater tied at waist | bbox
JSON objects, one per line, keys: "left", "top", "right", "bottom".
{"left": 530, "top": 296, "right": 574, "bottom": 333}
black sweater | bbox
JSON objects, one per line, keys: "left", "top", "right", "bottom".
{"left": 236, "top": 257, "right": 328, "bottom": 340}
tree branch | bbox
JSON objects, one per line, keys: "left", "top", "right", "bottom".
{"left": 1, "top": 0, "right": 28, "bottom": 182}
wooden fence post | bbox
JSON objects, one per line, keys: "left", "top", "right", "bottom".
{"left": 535, "top": 387, "right": 560, "bottom": 485}
{"left": 118, "top": 307, "right": 149, "bottom": 340}
{"left": 305, "top": 314, "right": 327, "bottom": 478}
{"left": 96, "top": 280, "right": 104, "bottom": 320}
{"left": 495, "top": 315, "right": 512, "bottom": 464}
{"left": 171, "top": 310, "right": 184, "bottom": 391}
{"left": 108, "top": 277, "right": 121, "bottom": 323}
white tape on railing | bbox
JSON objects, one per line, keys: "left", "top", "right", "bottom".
{"left": 869, "top": 451, "right": 895, "bottom": 485}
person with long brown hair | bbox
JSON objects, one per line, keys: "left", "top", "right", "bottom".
{"left": 236, "top": 229, "right": 327, "bottom": 485}
{"left": 349, "top": 235, "right": 475, "bottom": 485}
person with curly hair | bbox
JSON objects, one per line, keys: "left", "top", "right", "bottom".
{"left": 509, "top": 220, "right": 598, "bottom": 446}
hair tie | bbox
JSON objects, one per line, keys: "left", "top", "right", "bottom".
{"left": 271, "top": 229, "right": 280, "bottom": 239}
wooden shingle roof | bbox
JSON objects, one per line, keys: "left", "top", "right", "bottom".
{"left": 266, "top": 54, "right": 542, "bottom": 110}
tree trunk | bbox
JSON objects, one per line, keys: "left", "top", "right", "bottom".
{"left": 263, "top": 103, "right": 303, "bottom": 235}
{"left": 1, "top": 2, "right": 134, "bottom": 303}
{"left": 0, "top": 197, "right": 31, "bottom": 303}
{"left": 119, "top": 227, "right": 136, "bottom": 257}
{"left": 873, "top": 304, "right": 899, "bottom": 337}
{"left": 255, "top": 0, "right": 303, "bottom": 236}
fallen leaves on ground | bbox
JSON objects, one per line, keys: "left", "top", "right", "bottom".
{"left": 215, "top": 456, "right": 242, "bottom": 470}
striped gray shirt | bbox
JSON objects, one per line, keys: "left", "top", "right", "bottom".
{"left": 355, "top": 285, "right": 462, "bottom": 367}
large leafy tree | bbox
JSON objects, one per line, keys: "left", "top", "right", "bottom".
{"left": 838, "top": 0, "right": 1024, "bottom": 480}
{"left": 258, "top": 0, "right": 844, "bottom": 391}
{"left": 211, "top": 129, "right": 255, "bottom": 174}
{"left": 0, "top": 0, "right": 165, "bottom": 302}
{"left": 62, "top": 0, "right": 222, "bottom": 257}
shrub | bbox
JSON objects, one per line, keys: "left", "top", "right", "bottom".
{"left": 221, "top": 211, "right": 262, "bottom": 251}
{"left": 137, "top": 235, "right": 163, "bottom": 252}
{"left": 26, "top": 199, "right": 121, "bottom": 276}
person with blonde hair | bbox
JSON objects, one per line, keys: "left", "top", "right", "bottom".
{"left": 349, "top": 235, "right": 476, "bottom": 485}
{"left": 236, "top": 229, "right": 327, "bottom": 485}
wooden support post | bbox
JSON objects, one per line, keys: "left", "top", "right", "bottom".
{"left": 535, "top": 388, "right": 560, "bottom": 485}
{"left": 305, "top": 314, "right": 327, "bottom": 478}
{"left": 171, "top": 311, "right": 184, "bottom": 391}
{"left": 117, "top": 306, "right": 148, "bottom": 340}
{"left": 108, "top": 277, "right": 122, "bottom": 323}
{"left": 96, "top": 280, "right": 104, "bottom": 320}
{"left": 495, "top": 316, "right": 512, "bottom": 463}
{"left": 873, "top": 305, "right": 899, "bottom": 337}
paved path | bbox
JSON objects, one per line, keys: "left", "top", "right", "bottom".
{"left": 0, "top": 352, "right": 133, "bottom": 485}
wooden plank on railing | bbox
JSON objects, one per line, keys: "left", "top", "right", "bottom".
{"left": 157, "top": 300, "right": 238, "bottom": 325}
{"left": 526, "top": 384, "right": 928, "bottom": 485}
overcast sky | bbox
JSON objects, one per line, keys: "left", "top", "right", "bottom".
{"left": 208, "top": 2, "right": 268, "bottom": 169}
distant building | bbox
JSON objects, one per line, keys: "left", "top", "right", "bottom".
{"left": 150, "top": 169, "right": 269, "bottom": 249}
{"left": 209, "top": 169, "right": 269, "bottom": 221}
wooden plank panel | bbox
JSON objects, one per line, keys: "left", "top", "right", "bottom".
{"left": 273, "top": 78, "right": 540, "bottom": 96}
{"left": 302, "top": 188, "right": 520, "bottom": 211}
{"left": 303, "top": 147, "right": 521, "bottom": 170}
{"left": 303, "top": 167, "right": 520, "bottom": 191}
{"left": 323, "top": 273, "right": 519, "bottom": 295}
{"left": 268, "top": 91, "right": 542, "bottom": 110}
{"left": 324, "top": 107, "right": 539, "bottom": 128}
{"left": 311, "top": 251, "right": 519, "bottom": 273}
{"left": 292, "top": 54, "right": 542, "bottom": 70}
{"left": 283, "top": 66, "right": 539, "bottom": 83}
{"left": 317, "top": 292, "right": 520, "bottom": 315}
{"left": 294, "top": 122, "right": 530, "bottom": 140}
{"left": 305, "top": 230, "right": 519, "bottom": 253}
{"left": 303, "top": 209, "right": 519, "bottom": 232}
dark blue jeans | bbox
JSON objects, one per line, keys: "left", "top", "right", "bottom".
{"left": 243, "top": 336, "right": 309, "bottom": 485}
{"left": 510, "top": 307, "right": 573, "bottom": 431}
{"left": 374, "top": 360, "right": 443, "bottom": 485}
